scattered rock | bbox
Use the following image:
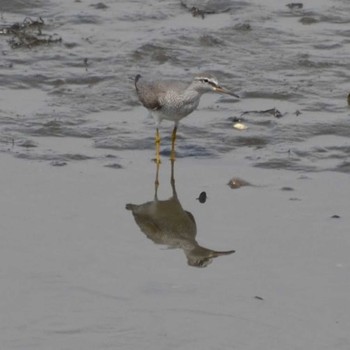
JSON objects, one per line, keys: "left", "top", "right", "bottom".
{"left": 281, "top": 186, "right": 294, "bottom": 191}
{"left": 190, "top": 7, "right": 206, "bottom": 19}
{"left": 105, "top": 154, "right": 118, "bottom": 159}
{"left": 299, "top": 16, "right": 318, "bottom": 25}
{"left": 227, "top": 177, "right": 252, "bottom": 189}
{"left": 180, "top": 0, "right": 232, "bottom": 15}
{"left": 233, "top": 23, "right": 252, "bottom": 31}
{"left": 286, "top": 3, "right": 303, "bottom": 10}
{"left": 104, "top": 163, "right": 123, "bottom": 169}
{"left": 50, "top": 160, "right": 67, "bottom": 167}
{"left": 17, "top": 139, "right": 37, "bottom": 148}
{"left": 90, "top": 2, "right": 108, "bottom": 9}
{"left": 196, "top": 191, "right": 207, "bottom": 203}
{"left": 230, "top": 116, "right": 245, "bottom": 123}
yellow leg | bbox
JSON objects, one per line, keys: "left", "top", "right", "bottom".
{"left": 155, "top": 128, "right": 161, "bottom": 164}
{"left": 170, "top": 125, "right": 177, "bottom": 161}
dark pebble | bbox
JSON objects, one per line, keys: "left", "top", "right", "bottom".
{"left": 196, "top": 191, "right": 207, "bottom": 203}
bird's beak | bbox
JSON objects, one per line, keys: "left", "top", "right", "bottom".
{"left": 214, "top": 85, "right": 239, "bottom": 98}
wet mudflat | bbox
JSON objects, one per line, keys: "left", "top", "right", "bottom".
{"left": 1, "top": 0, "right": 350, "bottom": 349}
{"left": 1, "top": 151, "right": 350, "bottom": 349}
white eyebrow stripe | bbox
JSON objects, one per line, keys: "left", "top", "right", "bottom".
{"left": 196, "top": 77, "right": 218, "bottom": 86}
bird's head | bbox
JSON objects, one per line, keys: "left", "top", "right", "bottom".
{"left": 193, "top": 73, "right": 239, "bottom": 98}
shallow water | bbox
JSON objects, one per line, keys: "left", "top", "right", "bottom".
{"left": 1, "top": 1, "right": 350, "bottom": 349}
{"left": 1, "top": 0, "right": 350, "bottom": 171}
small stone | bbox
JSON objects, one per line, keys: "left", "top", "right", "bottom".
{"left": 104, "top": 163, "right": 123, "bottom": 169}
{"left": 50, "top": 160, "right": 67, "bottom": 167}
{"left": 281, "top": 186, "right": 294, "bottom": 191}
{"left": 196, "top": 191, "right": 207, "bottom": 203}
{"left": 90, "top": 2, "right": 108, "bottom": 9}
{"left": 227, "top": 178, "right": 251, "bottom": 189}
{"left": 299, "top": 16, "right": 318, "bottom": 25}
{"left": 286, "top": 3, "right": 303, "bottom": 10}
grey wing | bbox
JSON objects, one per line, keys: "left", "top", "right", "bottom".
{"left": 135, "top": 75, "right": 164, "bottom": 110}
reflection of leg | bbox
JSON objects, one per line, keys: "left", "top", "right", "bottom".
{"left": 155, "top": 128, "right": 161, "bottom": 164}
{"left": 170, "top": 125, "right": 177, "bottom": 161}
{"left": 154, "top": 160, "right": 160, "bottom": 198}
{"left": 170, "top": 158, "right": 176, "bottom": 196}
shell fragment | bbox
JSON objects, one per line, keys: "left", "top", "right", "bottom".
{"left": 233, "top": 122, "right": 248, "bottom": 130}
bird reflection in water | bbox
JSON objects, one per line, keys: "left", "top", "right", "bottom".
{"left": 126, "top": 160, "right": 235, "bottom": 268}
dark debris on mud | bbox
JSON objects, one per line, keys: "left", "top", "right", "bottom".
{"left": 240, "top": 108, "right": 284, "bottom": 119}
{"left": 0, "top": 17, "right": 62, "bottom": 48}
{"left": 286, "top": 3, "right": 303, "bottom": 10}
{"left": 180, "top": 0, "right": 234, "bottom": 17}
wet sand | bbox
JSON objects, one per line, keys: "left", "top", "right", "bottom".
{"left": 1, "top": 147, "right": 349, "bottom": 349}
{"left": 1, "top": 0, "right": 350, "bottom": 348}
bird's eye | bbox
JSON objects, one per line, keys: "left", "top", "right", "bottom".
{"left": 203, "top": 79, "right": 209, "bottom": 83}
